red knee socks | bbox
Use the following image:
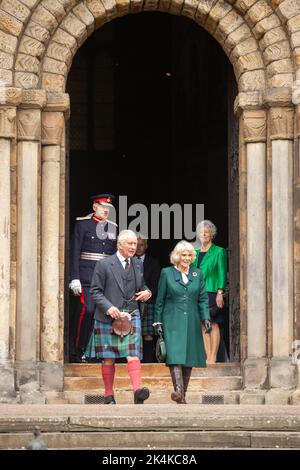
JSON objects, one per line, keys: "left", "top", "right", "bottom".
{"left": 127, "top": 359, "right": 142, "bottom": 392}
{"left": 102, "top": 364, "right": 115, "bottom": 396}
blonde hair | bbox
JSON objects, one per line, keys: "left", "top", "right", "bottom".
{"left": 170, "top": 240, "right": 196, "bottom": 266}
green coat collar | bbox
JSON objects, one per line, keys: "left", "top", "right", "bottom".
{"left": 172, "top": 266, "right": 196, "bottom": 287}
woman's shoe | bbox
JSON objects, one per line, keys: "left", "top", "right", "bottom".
{"left": 169, "top": 365, "right": 186, "bottom": 403}
{"left": 171, "top": 391, "right": 186, "bottom": 404}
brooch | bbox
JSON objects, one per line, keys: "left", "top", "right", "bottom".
{"left": 192, "top": 272, "right": 197, "bottom": 277}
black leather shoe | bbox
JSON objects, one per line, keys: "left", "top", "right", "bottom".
{"left": 134, "top": 387, "right": 150, "bottom": 404}
{"left": 104, "top": 395, "right": 116, "bottom": 404}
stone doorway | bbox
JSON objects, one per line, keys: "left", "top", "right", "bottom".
{"left": 1, "top": 0, "right": 298, "bottom": 402}
{"left": 65, "top": 12, "right": 240, "bottom": 364}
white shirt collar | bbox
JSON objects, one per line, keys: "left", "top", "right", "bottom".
{"left": 175, "top": 266, "right": 189, "bottom": 284}
{"left": 117, "top": 251, "right": 130, "bottom": 264}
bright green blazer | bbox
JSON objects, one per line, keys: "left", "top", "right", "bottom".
{"left": 191, "top": 244, "right": 227, "bottom": 293}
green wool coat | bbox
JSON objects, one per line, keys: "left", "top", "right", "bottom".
{"left": 154, "top": 266, "right": 210, "bottom": 368}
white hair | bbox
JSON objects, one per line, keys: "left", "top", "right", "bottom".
{"left": 196, "top": 220, "right": 217, "bottom": 240}
{"left": 170, "top": 240, "right": 196, "bottom": 266}
{"left": 117, "top": 229, "right": 137, "bottom": 245}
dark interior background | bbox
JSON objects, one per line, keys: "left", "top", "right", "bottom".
{"left": 66, "top": 12, "right": 231, "bottom": 267}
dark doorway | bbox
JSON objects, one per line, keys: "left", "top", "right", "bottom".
{"left": 66, "top": 12, "right": 238, "bottom": 362}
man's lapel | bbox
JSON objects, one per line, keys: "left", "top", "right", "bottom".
{"left": 131, "top": 257, "right": 143, "bottom": 291}
{"left": 109, "top": 254, "right": 125, "bottom": 295}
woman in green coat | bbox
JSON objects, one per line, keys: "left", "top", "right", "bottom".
{"left": 192, "top": 220, "right": 228, "bottom": 364}
{"left": 154, "top": 240, "right": 211, "bottom": 404}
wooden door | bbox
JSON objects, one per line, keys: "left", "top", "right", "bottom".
{"left": 227, "top": 66, "right": 240, "bottom": 361}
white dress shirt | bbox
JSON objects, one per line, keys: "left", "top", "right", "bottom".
{"left": 116, "top": 251, "right": 131, "bottom": 269}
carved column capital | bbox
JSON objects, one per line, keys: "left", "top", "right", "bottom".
{"left": 42, "top": 112, "right": 64, "bottom": 145}
{"left": 20, "top": 90, "right": 47, "bottom": 110}
{"left": 243, "top": 109, "right": 267, "bottom": 143}
{"left": 0, "top": 87, "right": 22, "bottom": 107}
{"left": 17, "top": 109, "right": 41, "bottom": 141}
{"left": 0, "top": 107, "right": 16, "bottom": 139}
{"left": 269, "top": 107, "right": 294, "bottom": 140}
{"left": 263, "top": 87, "right": 293, "bottom": 108}
{"left": 234, "top": 92, "right": 263, "bottom": 116}
{"left": 45, "top": 92, "right": 70, "bottom": 114}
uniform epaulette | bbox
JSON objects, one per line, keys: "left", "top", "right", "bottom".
{"left": 76, "top": 213, "right": 93, "bottom": 221}
{"left": 107, "top": 219, "right": 118, "bottom": 227}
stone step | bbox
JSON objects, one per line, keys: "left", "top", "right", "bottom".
{"left": 2, "top": 430, "right": 300, "bottom": 449}
{"left": 63, "top": 375, "right": 243, "bottom": 391}
{"left": 1, "top": 405, "right": 300, "bottom": 431}
{"left": 1, "top": 404, "right": 300, "bottom": 449}
{"left": 63, "top": 389, "right": 241, "bottom": 405}
{"left": 64, "top": 363, "right": 241, "bottom": 377}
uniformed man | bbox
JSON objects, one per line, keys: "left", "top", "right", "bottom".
{"left": 69, "top": 194, "right": 117, "bottom": 361}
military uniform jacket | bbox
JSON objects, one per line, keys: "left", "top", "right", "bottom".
{"left": 154, "top": 266, "right": 210, "bottom": 367}
{"left": 70, "top": 216, "right": 117, "bottom": 286}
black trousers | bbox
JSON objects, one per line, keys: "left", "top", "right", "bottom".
{"left": 72, "top": 286, "right": 95, "bottom": 356}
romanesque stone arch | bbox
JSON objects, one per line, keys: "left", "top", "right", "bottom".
{"left": 1, "top": 0, "right": 296, "bottom": 94}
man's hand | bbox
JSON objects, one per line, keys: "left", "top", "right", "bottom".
{"left": 135, "top": 290, "right": 152, "bottom": 302}
{"left": 203, "top": 319, "right": 212, "bottom": 334}
{"left": 69, "top": 279, "right": 82, "bottom": 296}
{"left": 107, "top": 306, "right": 121, "bottom": 319}
{"left": 216, "top": 293, "right": 224, "bottom": 309}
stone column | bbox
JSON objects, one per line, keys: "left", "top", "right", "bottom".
{"left": 0, "top": 88, "right": 21, "bottom": 400}
{"left": 16, "top": 111, "right": 40, "bottom": 391}
{"left": 16, "top": 91, "right": 46, "bottom": 403}
{"left": 269, "top": 107, "right": 297, "bottom": 392}
{"left": 40, "top": 94, "right": 69, "bottom": 392}
{"left": 0, "top": 137, "right": 11, "bottom": 363}
{"left": 242, "top": 109, "right": 269, "bottom": 389}
{"left": 292, "top": 103, "right": 300, "bottom": 403}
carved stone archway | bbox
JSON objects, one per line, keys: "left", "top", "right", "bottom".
{"left": 0, "top": 0, "right": 300, "bottom": 403}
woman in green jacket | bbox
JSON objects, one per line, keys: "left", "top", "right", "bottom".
{"left": 154, "top": 240, "right": 211, "bottom": 404}
{"left": 192, "top": 220, "right": 228, "bottom": 364}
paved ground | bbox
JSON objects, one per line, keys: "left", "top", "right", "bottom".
{"left": 1, "top": 403, "right": 300, "bottom": 417}
{"left": 0, "top": 405, "right": 300, "bottom": 450}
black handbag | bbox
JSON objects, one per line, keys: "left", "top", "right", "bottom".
{"left": 156, "top": 336, "right": 166, "bottom": 363}
{"left": 155, "top": 327, "right": 166, "bottom": 363}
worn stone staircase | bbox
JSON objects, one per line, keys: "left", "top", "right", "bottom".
{"left": 2, "top": 365, "right": 299, "bottom": 449}
{"left": 61, "top": 363, "right": 243, "bottom": 405}
{"left": 1, "top": 403, "right": 300, "bottom": 449}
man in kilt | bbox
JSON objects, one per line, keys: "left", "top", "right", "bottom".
{"left": 135, "top": 236, "right": 160, "bottom": 363}
{"left": 90, "top": 229, "right": 152, "bottom": 404}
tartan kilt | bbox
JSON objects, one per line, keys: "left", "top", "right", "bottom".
{"left": 85, "top": 309, "right": 142, "bottom": 359}
{"left": 141, "top": 303, "right": 155, "bottom": 336}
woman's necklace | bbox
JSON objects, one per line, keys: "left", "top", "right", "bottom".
{"left": 201, "top": 242, "right": 211, "bottom": 252}
{"left": 176, "top": 265, "right": 189, "bottom": 275}
{"left": 179, "top": 267, "right": 189, "bottom": 275}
